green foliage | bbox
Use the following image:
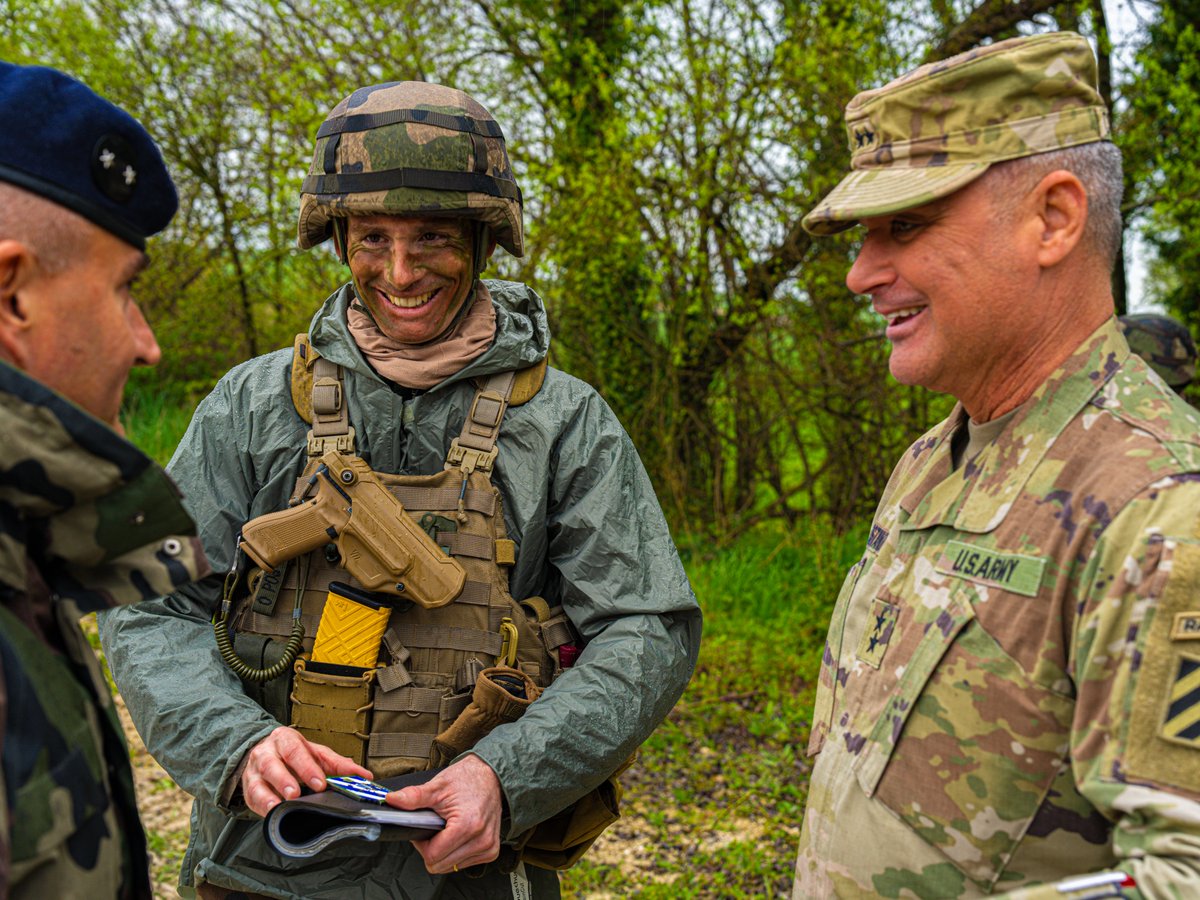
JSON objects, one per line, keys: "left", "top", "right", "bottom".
{"left": 6, "top": 0, "right": 1197, "bottom": 543}
{"left": 1120, "top": 0, "right": 1200, "bottom": 336}
{"left": 121, "top": 374, "right": 198, "bottom": 466}
{"left": 562, "top": 520, "right": 866, "bottom": 897}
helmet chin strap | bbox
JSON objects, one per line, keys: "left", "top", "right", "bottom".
{"left": 435, "top": 221, "right": 490, "bottom": 339}
{"left": 332, "top": 217, "right": 349, "bottom": 264}
{"left": 473, "top": 222, "right": 491, "bottom": 280}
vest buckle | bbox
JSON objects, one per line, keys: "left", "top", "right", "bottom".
{"left": 307, "top": 427, "right": 357, "bottom": 457}
{"left": 445, "top": 438, "right": 498, "bottom": 475}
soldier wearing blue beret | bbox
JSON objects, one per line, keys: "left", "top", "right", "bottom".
{"left": 0, "top": 62, "right": 209, "bottom": 898}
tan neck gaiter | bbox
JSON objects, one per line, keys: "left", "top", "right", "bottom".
{"left": 347, "top": 282, "right": 497, "bottom": 390}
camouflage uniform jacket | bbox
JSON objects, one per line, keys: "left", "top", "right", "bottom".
{"left": 0, "top": 361, "right": 208, "bottom": 899}
{"left": 98, "top": 281, "right": 702, "bottom": 900}
{"left": 794, "top": 318, "right": 1200, "bottom": 899}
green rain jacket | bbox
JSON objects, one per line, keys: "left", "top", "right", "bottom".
{"left": 99, "top": 281, "right": 702, "bottom": 900}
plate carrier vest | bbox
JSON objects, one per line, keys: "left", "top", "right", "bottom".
{"left": 226, "top": 334, "right": 577, "bottom": 778}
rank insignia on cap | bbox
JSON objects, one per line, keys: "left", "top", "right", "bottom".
{"left": 0, "top": 62, "right": 176, "bottom": 249}
{"left": 1161, "top": 654, "right": 1200, "bottom": 747}
{"left": 91, "top": 133, "right": 137, "bottom": 203}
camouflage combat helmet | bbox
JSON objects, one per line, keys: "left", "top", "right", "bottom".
{"left": 1119, "top": 313, "right": 1197, "bottom": 389}
{"left": 298, "top": 81, "right": 523, "bottom": 257}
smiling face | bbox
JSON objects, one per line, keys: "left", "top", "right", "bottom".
{"left": 845, "top": 173, "right": 1045, "bottom": 414}
{"left": 344, "top": 215, "right": 481, "bottom": 345}
{"left": 11, "top": 221, "right": 159, "bottom": 433}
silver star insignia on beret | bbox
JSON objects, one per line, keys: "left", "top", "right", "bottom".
{"left": 99, "top": 148, "right": 116, "bottom": 169}
{"left": 123, "top": 165, "right": 136, "bottom": 186}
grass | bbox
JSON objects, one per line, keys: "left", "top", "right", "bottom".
{"left": 120, "top": 382, "right": 197, "bottom": 466}
{"left": 560, "top": 523, "right": 865, "bottom": 898}
{"left": 116, "top": 396, "right": 869, "bottom": 898}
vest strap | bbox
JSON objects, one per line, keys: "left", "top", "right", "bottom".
{"left": 542, "top": 618, "right": 577, "bottom": 651}
{"left": 456, "top": 580, "right": 491, "bottom": 606}
{"left": 445, "top": 370, "right": 516, "bottom": 475}
{"left": 244, "top": 610, "right": 322, "bottom": 638}
{"left": 307, "top": 356, "right": 355, "bottom": 456}
{"left": 376, "top": 663, "right": 413, "bottom": 694}
{"left": 391, "top": 485, "right": 496, "bottom": 516}
{"left": 376, "top": 629, "right": 413, "bottom": 692}
{"left": 440, "top": 533, "right": 497, "bottom": 561}
{"left": 374, "top": 685, "right": 443, "bottom": 714}
{"left": 369, "top": 732, "right": 435, "bottom": 759}
{"left": 393, "top": 623, "right": 504, "bottom": 656}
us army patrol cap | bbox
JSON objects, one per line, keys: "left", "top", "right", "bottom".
{"left": 803, "top": 32, "right": 1110, "bottom": 235}
{"left": 0, "top": 62, "right": 177, "bottom": 251}
{"left": 1119, "top": 313, "right": 1197, "bottom": 389}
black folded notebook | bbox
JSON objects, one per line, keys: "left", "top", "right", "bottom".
{"left": 264, "top": 769, "right": 446, "bottom": 858}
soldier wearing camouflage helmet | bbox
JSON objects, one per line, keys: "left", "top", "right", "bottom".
{"left": 795, "top": 33, "right": 1200, "bottom": 898}
{"left": 100, "top": 81, "right": 700, "bottom": 899}
{"left": 1119, "top": 313, "right": 1196, "bottom": 392}
{"left": 0, "top": 63, "right": 210, "bottom": 897}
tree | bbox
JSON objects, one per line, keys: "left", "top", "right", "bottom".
{"left": 5, "top": 0, "right": 1193, "bottom": 539}
{"left": 1120, "top": 0, "right": 1200, "bottom": 344}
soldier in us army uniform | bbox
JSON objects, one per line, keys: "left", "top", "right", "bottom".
{"left": 795, "top": 32, "right": 1200, "bottom": 899}
{"left": 0, "top": 64, "right": 209, "bottom": 897}
{"left": 99, "top": 80, "right": 701, "bottom": 900}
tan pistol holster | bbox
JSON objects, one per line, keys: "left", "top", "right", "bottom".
{"left": 225, "top": 333, "right": 621, "bottom": 869}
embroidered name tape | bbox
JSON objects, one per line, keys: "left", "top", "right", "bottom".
{"left": 935, "top": 540, "right": 1046, "bottom": 597}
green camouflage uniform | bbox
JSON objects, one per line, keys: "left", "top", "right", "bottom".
{"left": 796, "top": 31, "right": 1200, "bottom": 898}
{"left": 795, "top": 321, "right": 1200, "bottom": 898}
{"left": 0, "top": 360, "right": 209, "bottom": 898}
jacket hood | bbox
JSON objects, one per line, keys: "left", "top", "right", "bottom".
{"left": 308, "top": 279, "right": 551, "bottom": 391}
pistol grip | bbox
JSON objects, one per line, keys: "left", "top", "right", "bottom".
{"left": 240, "top": 498, "right": 337, "bottom": 569}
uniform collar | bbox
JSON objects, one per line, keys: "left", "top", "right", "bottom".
{"left": 0, "top": 361, "right": 209, "bottom": 611}
{"left": 898, "top": 317, "right": 1128, "bottom": 534}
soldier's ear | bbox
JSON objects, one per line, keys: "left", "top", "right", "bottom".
{"left": 0, "top": 239, "right": 40, "bottom": 365}
{"left": 1031, "top": 170, "right": 1088, "bottom": 269}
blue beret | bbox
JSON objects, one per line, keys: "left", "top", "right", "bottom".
{"left": 0, "top": 63, "right": 177, "bottom": 251}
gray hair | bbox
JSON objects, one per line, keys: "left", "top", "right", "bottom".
{"left": 0, "top": 181, "right": 90, "bottom": 275}
{"left": 985, "top": 142, "right": 1124, "bottom": 271}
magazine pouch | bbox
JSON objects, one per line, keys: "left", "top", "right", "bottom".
{"left": 290, "top": 659, "right": 374, "bottom": 765}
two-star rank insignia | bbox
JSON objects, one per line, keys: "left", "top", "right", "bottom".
{"left": 91, "top": 133, "right": 138, "bottom": 203}
{"left": 856, "top": 598, "right": 898, "bottom": 669}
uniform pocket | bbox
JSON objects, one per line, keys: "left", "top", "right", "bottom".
{"left": 289, "top": 660, "right": 374, "bottom": 765}
{"left": 862, "top": 587, "right": 1073, "bottom": 890}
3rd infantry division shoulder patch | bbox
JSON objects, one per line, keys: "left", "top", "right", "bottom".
{"left": 1162, "top": 654, "right": 1200, "bottom": 747}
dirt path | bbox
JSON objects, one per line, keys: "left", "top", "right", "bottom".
{"left": 115, "top": 692, "right": 196, "bottom": 898}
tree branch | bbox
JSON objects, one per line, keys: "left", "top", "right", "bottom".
{"left": 927, "top": 0, "right": 1063, "bottom": 60}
